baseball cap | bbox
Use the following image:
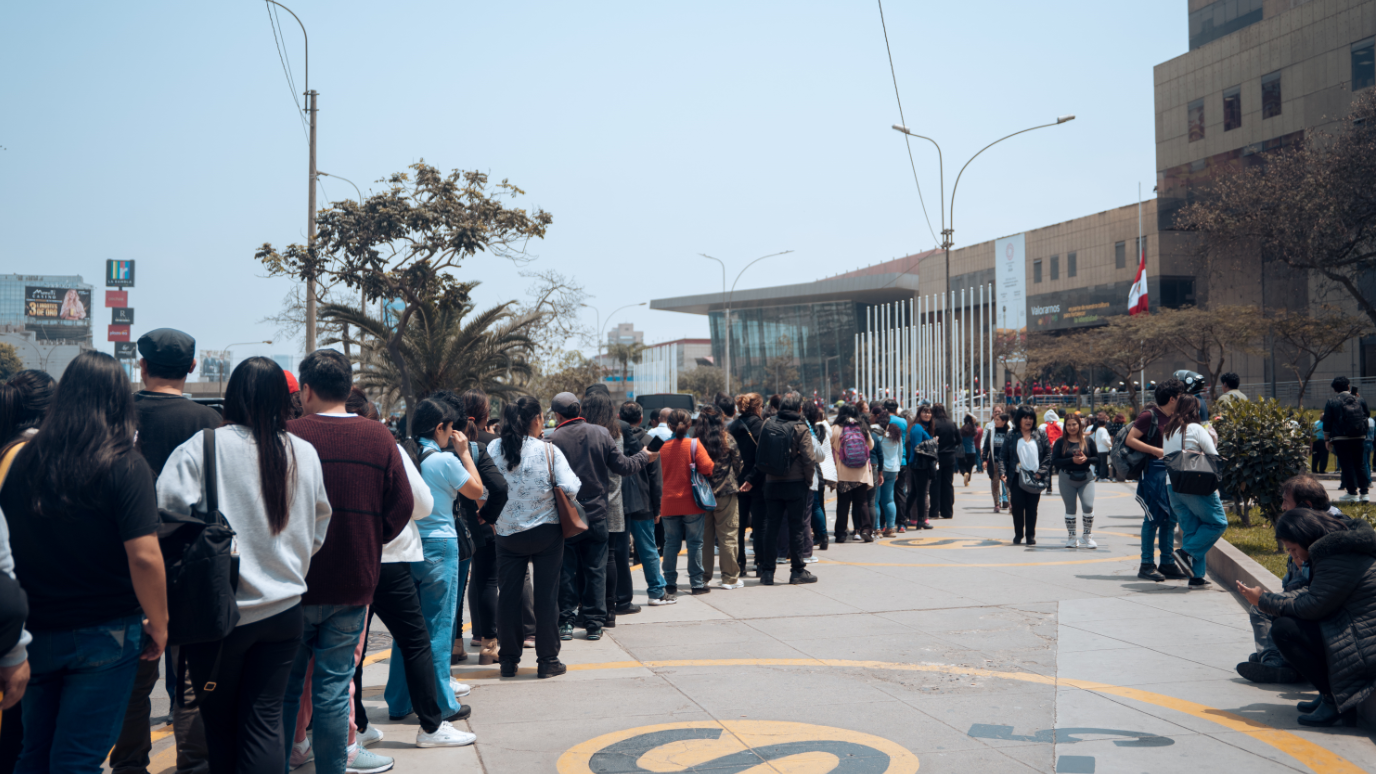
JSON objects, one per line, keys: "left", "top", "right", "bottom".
{"left": 551, "top": 392, "right": 581, "bottom": 417}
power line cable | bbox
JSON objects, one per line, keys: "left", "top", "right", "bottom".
{"left": 265, "top": 2, "right": 309, "bottom": 141}
{"left": 877, "top": 0, "right": 939, "bottom": 249}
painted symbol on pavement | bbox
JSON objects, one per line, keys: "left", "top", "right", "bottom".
{"left": 558, "top": 720, "right": 920, "bottom": 774}
{"left": 890, "top": 536, "right": 1007, "bottom": 549}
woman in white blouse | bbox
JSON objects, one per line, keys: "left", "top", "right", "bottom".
{"left": 1162, "top": 393, "right": 1227, "bottom": 588}
{"left": 486, "top": 396, "right": 579, "bottom": 679}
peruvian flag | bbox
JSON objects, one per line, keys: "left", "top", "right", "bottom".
{"left": 1128, "top": 241, "right": 1149, "bottom": 315}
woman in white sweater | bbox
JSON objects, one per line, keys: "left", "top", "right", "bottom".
{"left": 157, "top": 357, "right": 331, "bottom": 774}
{"left": 1162, "top": 393, "right": 1227, "bottom": 588}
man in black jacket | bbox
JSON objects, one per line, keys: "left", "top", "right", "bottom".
{"left": 618, "top": 402, "right": 669, "bottom": 604}
{"left": 1322, "top": 376, "right": 1370, "bottom": 503}
{"left": 753, "top": 393, "right": 824, "bottom": 586}
{"left": 548, "top": 393, "right": 652, "bottom": 640}
{"left": 728, "top": 397, "right": 766, "bottom": 575}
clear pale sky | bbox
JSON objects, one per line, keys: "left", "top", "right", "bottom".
{"left": 0, "top": 1, "right": 1182, "bottom": 364}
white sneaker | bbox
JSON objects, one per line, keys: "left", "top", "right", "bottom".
{"left": 1064, "top": 537, "right": 1078, "bottom": 548}
{"left": 717, "top": 580, "right": 745, "bottom": 590}
{"left": 803, "top": 556, "right": 819, "bottom": 564}
{"left": 416, "top": 720, "right": 477, "bottom": 748}
{"left": 648, "top": 596, "right": 678, "bottom": 605}
{"left": 1362, "top": 494, "right": 1371, "bottom": 503}
{"left": 449, "top": 678, "right": 471, "bottom": 697}
{"left": 1078, "top": 535, "right": 1097, "bottom": 549}
{"left": 346, "top": 747, "right": 394, "bottom": 773}
{"left": 1338, "top": 493, "right": 1360, "bottom": 502}
{"left": 357, "top": 725, "right": 384, "bottom": 748}
{"left": 290, "top": 738, "right": 313, "bottom": 769}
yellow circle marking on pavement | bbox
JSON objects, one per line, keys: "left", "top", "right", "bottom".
{"left": 556, "top": 719, "right": 920, "bottom": 774}
{"left": 816, "top": 554, "right": 1137, "bottom": 567}
{"left": 465, "top": 658, "right": 1361, "bottom": 774}
{"left": 865, "top": 526, "right": 1138, "bottom": 553}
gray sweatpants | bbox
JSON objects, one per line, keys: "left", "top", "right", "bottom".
{"left": 1058, "top": 471, "right": 1095, "bottom": 536}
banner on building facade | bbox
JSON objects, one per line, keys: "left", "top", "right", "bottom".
{"left": 994, "top": 233, "right": 1026, "bottom": 333}
{"left": 25, "top": 286, "right": 91, "bottom": 322}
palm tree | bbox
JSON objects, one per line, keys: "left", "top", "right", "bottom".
{"left": 321, "top": 292, "right": 536, "bottom": 426}
{"left": 605, "top": 342, "right": 647, "bottom": 397}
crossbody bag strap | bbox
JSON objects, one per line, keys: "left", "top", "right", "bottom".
{"left": 202, "top": 428, "right": 219, "bottom": 522}
{"left": 689, "top": 438, "right": 697, "bottom": 474}
{"left": 543, "top": 440, "right": 555, "bottom": 489}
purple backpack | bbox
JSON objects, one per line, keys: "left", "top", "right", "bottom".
{"left": 838, "top": 424, "right": 870, "bottom": 468}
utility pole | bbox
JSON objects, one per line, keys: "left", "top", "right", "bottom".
{"left": 306, "top": 88, "right": 319, "bottom": 352}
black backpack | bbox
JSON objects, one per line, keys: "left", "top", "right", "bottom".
{"left": 1335, "top": 393, "right": 1369, "bottom": 438}
{"left": 1109, "top": 410, "right": 1157, "bottom": 480}
{"left": 756, "top": 417, "right": 799, "bottom": 476}
{"left": 159, "top": 428, "right": 240, "bottom": 649}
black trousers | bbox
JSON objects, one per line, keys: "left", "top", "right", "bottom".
{"left": 907, "top": 466, "right": 933, "bottom": 524}
{"left": 468, "top": 539, "right": 499, "bottom": 640}
{"left": 1311, "top": 441, "right": 1328, "bottom": 474}
{"left": 1333, "top": 438, "right": 1370, "bottom": 495}
{"left": 893, "top": 464, "right": 909, "bottom": 526}
{"left": 834, "top": 486, "right": 874, "bottom": 539}
{"left": 605, "top": 530, "right": 633, "bottom": 613}
{"left": 1271, "top": 615, "right": 1329, "bottom": 695}
{"left": 934, "top": 454, "right": 957, "bottom": 517}
{"left": 735, "top": 489, "right": 766, "bottom": 570}
{"left": 761, "top": 482, "right": 809, "bottom": 574}
{"left": 185, "top": 605, "right": 303, "bottom": 774}
{"left": 497, "top": 522, "right": 564, "bottom": 666}
{"left": 559, "top": 519, "right": 609, "bottom": 629}
{"left": 1009, "top": 485, "right": 1041, "bottom": 540}
{"left": 353, "top": 562, "right": 442, "bottom": 733}
{"left": 111, "top": 648, "right": 207, "bottom": 774}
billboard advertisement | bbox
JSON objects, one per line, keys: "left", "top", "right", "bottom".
{"left": 106, "top": 260, "right": 135, "bottom": 288}
{"left": 112, "top": 307, "right": 134, "bottom": 325}
{"left": 1026, "top": 279, "right": 1139, "bottom": 332}
{"left": 200, "top": 350, "right": 230, "bottom": 383}
{"left": 114, "top": 342, "right": 138, "bottom": 359}
{"left": 25, "top": 286, "right": 91, "bottom": 322}
{"left": 994, "top": 234, "right": 1026, "bottom": 332}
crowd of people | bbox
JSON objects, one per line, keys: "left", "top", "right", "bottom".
{"left": 0, "top": 329, "right": 1372, "bottom": 771}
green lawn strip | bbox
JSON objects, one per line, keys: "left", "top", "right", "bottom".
{"left": 1222, "top": 504, "right": 1376, "bottom": 581}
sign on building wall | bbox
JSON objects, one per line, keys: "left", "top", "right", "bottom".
{"left": 994, "top": 234, "right": 1026, "bottom": 333}
{"left": 25, "top": 287, "right": 91, "bottom": 322}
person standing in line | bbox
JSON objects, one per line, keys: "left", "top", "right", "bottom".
{"left": 110, "top": 329, "right": 221, "bottom": 774}
{"left": 646, "top": 410, "right": 672, "bottom": 443}
{"left": 0, "top": 352, "right": 167, "bottom": 773}
{"left": 1161, "top": 393, "right": 1228, "bottom": 588}
{"left": 384, "top": 399, "right": 482, "bottom": 732}
{"left": 959, "top": 415, "right": 979, "bottom": 487}
{"left": 157, "top": 358, "right": 333, "bottom": 772}
{"left": 488, "top": 397, "right": 577, "bottom": 678}
{"left": 803, "top": 401, "right": 835, "bottom": 550}
{"left": 345, "top": 389, "right": 475, "bottom": 751}
{"left": 906, "top": 406, "right": 935, "bottom": 529}
{"left": 1000, "top": 405, "right": 1051, "bottom": 545}
{"left": 872, "top": 410, "right": 902, "bottom": 537}
{"left": 929, "top": 405, "right": 961, "bottom": 519}
{"left": 832, "top": 404, "right": 875, "bottom": 542}
{"left": 282, "top": 350, "right": 414, "bottom": 774}
{"left": 657, "top": 410, "right": 714, "bottom": 595}
{"left": 694, "top": 405, "right": 744, "bottom": 588}
{"left": 882, "top": 400, "right": 909, "bottom": 530}
{"left": 580, "top": 391, "right": 634, "bottom": 627}
{"left": 1127, "top": 379, "right": 1188, "bottom": 582}
{"left": 1052, "top": 414, "right": 1098, "bottom": 549}
{"left": 982, "top": 412, "right": 1011, "bottom": 513}
{"left": 727, "top": 394, "right": 766, "bottom": 576}
{"left": 548, "top": 392, "right": 651, "bottom": 641}
{"left": 618, "top": 402, "right": 670, "bottom": 605}
{"left": 754, "top": 393, "right": 823, "bottom": 585}
{"left": 1091, "top": 416, "right": 1113, "bottom": 483}
{"left": 1214, "top": 372, "right": 1247, "bottom": 408}
{"left": 1322, "top": 376, "right": 1370, "bottom": 503}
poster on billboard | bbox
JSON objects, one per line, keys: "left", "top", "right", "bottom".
{"left": 114, "top": 342, "right": 138, "bottom": 359}
{"left": 200, "top": 350, "right": 230, "bottom": 383}
{"left": 994, "top": 234, "right": 1026, "bottom": 333}
{"left": 25, "top": 287, "right": 92, "bottom": 323}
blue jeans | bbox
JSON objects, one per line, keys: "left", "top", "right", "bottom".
{"left": 17, "top": 614, "right": 143, "bottom": 774}
{"left": 809, "top": 490, "right": 826, "bottom": 542}
{"left": 877, "top": 474, "right": 897, "bottom": 530}
{"left": 1168, "top": 487, "right": 1228, "bottom": 579}
{"left": 283, "top": 605, "right": 367, "bottom": 774}
{"left": 628, "top": 519, "right": 667, "bottom": 598}
{"left": 1137, "top": 459, "right": 1177, "bottom": 566}
{"left": 661, "top": 513, "right": 705, "bottom": 589}
{"left": 386, "top": 539, "right": 462, "bottom": 720}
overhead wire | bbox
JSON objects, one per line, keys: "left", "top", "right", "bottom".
{"left": 878, "top": 0, "right": 940, "bottom": 249}
{"left": 263, "top": 2, "right": 331, "bottom": 203}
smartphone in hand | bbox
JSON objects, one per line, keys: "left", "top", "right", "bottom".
{"left": 647, "top": 435, "right": 666, "bottom": 452}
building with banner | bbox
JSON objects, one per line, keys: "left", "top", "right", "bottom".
{"left": 0, "top": 274, "right": 95, "bottom": 377}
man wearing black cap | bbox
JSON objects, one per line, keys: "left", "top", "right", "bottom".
{"left": 112, "top": 329, "right": 220, "bottom": 774}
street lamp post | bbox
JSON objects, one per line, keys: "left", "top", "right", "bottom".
{"left": 220, "top": 340, "right": 273, "bottom": 394}
{"left": 699, "top": 251, "right": 793, "bottom": 396}
{"left": 893, "top": 116, "right": 1074, "bottom": 407}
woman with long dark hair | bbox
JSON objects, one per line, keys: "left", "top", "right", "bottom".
{"left": 999, "top": 405, "right": 1051, "bottom": 544}
{"left": 0, "top": 370, "right": 55, "bottom": 459}
{"left": 906, "top": 405, "right": 936, "bottom": 529}
{"left": 658, "top": 409, "right": 714, "bottom": 594}
{"left": 694, "top": 405, "right": 743, "bottom": 588}
{"left": 831, "top": 403, "right": 875, "bottom": 543}
{"left": 929, "top": 404, "right": 962, "bottom": 519}
{"left": 0, "top": 352, "right": 166, "bottom": 771}
{"left": 728, "top": 394, "right": 766, "bottom": 575}
{"left": 158, "top": 357, "right": 332, "bottom": 772}
{"left": 1161, "top": 393, "right": 1225, "bottom": 586}
{"left": 1052, "top": 414, "right": 1099, "bottom": 549}
{"left": 488, "top": 397, "right": 577, "bottom": 677}
{"left": 869, "top": 408, "right": 902, "bottom": 537}
{"left": 959, "top": 415, "right": 979, "bottom": 486}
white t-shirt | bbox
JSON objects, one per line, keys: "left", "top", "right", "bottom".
{"left": 1163, "top": 424, "right": 1218, "bottom": 456}
{"left": 1017, "top": 437, "right": 1040, "bottom": 473}
{"left": 1092, "top": 426, "right": 1112, "bottom": 450}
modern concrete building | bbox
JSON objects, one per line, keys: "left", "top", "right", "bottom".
{"left": 632, "top": 338, "right": 712, "bottom": 397}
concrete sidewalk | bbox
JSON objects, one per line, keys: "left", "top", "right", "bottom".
{"left": 137, "top": 475, "right": 1376, "bottom": 773}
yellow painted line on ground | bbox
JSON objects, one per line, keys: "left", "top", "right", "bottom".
{"left": 816, "top": 554, "right": 1137, "bottom": 568}
{"left": 455, "top": 657, "right": 1363, "bottom": 774}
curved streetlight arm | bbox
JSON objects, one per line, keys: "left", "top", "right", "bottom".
{"left": 264, "top": 0, "right": 308, "bottom": 96}
{"left": 698, "top": 254, "right": 726, "bottom": 296}
{"left": 950, "top": 119, "right": 1070, "bottom": 236}
{"left": 891, "top": 126, "right": 944, "bottom": 235}
{"left": 603, "top": 303, "right": 647, "bottom": 341}
{"left": 728, "top": 250, "right": 794, "bottom": 305}
{"left": 317, "top": 171, "right": 362, "bottom": 205}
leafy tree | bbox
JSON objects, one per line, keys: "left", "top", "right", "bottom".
{"left": 606, "top": 342, "right": 647, "bottom": 396}
{"left": 322, "top": 287, "right": 536, "bottom": 410}
{"left": 992, "top": 329, "right": 1030, "bottom": 399}
{"left": 256, "top": 162, "right": 552, "bottom": 429}
{"left": 0, "top": 343, "right": 21, "bottom": 381}
{"left": 1067, "top": 316, "right": 1170, "bottom": 414}
{"left": 1176, "top": 90, "right": 1376, "bottom": 329}
{"left": 1270, "top": 307, "right": 1373, "bottom": 406}
{"left": 678, "top": 366, "right": 724, "bottom": 403}
{"left": 1215, "top": 398, "right": 1309, "bottom": 526}
{"left": 529, "top": 351, "right": 605, "bottom": 405}
{"left": 1152, "top": 305, "right": 1265, "bottom": 399}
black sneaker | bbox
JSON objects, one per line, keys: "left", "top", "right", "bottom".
{"left": 1012, "top": 537, "right": 1023, "bottom": 545}
{"left": 559, "top": 624, "right": 573, "bottom": 641}
{"left": 585, "top": 627, "right": 602, "bottom": 641}
{"left": 537, "top": 661, "right": 567, "bottom": 679}
{"left": 1236, "top": 661, "right": 1300, "bottom": 684}
{"left": 665, "top": 585, "right": 678, "bottom": 595}
{"left": 1248, "top": 652, "right": 1261, "bottom": 664}
{"left": 759, "top": 571, "right": 775, "bottom": 586}
{"left": 445, "top": 705, "right": 472, "bottom": 722}
{"left": 921, "top": 521, "right": 934, "bottom": 530}
{"left": 691, "top": 587, "right": 711, "bottom": 595}
{"left": 603, "top": 617, "right": 616, "bottom": 628}
{"left": 789, "top": 569, "right": 818, "bottom": 585}
{"left": 1158, "top": 563, "right": 1187, "bottom": 580}
{"left": 1188, "top": 577, "right": 1209, "bottom": 588}
{"left": 1026, "top": 538, "right": 1037, "bottom": 546}
{"left": 499, "top": 662, "right": 518, "bottom": 678}
{"left": 1138, "top": 564, "right": 1166, "bottom": 582}
{"left": 615, "top": 603, "right": 642, "bottom": 615}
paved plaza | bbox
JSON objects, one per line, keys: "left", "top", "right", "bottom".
{"left": 131, "top": 478, "right": 1376, "bottom": 773}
